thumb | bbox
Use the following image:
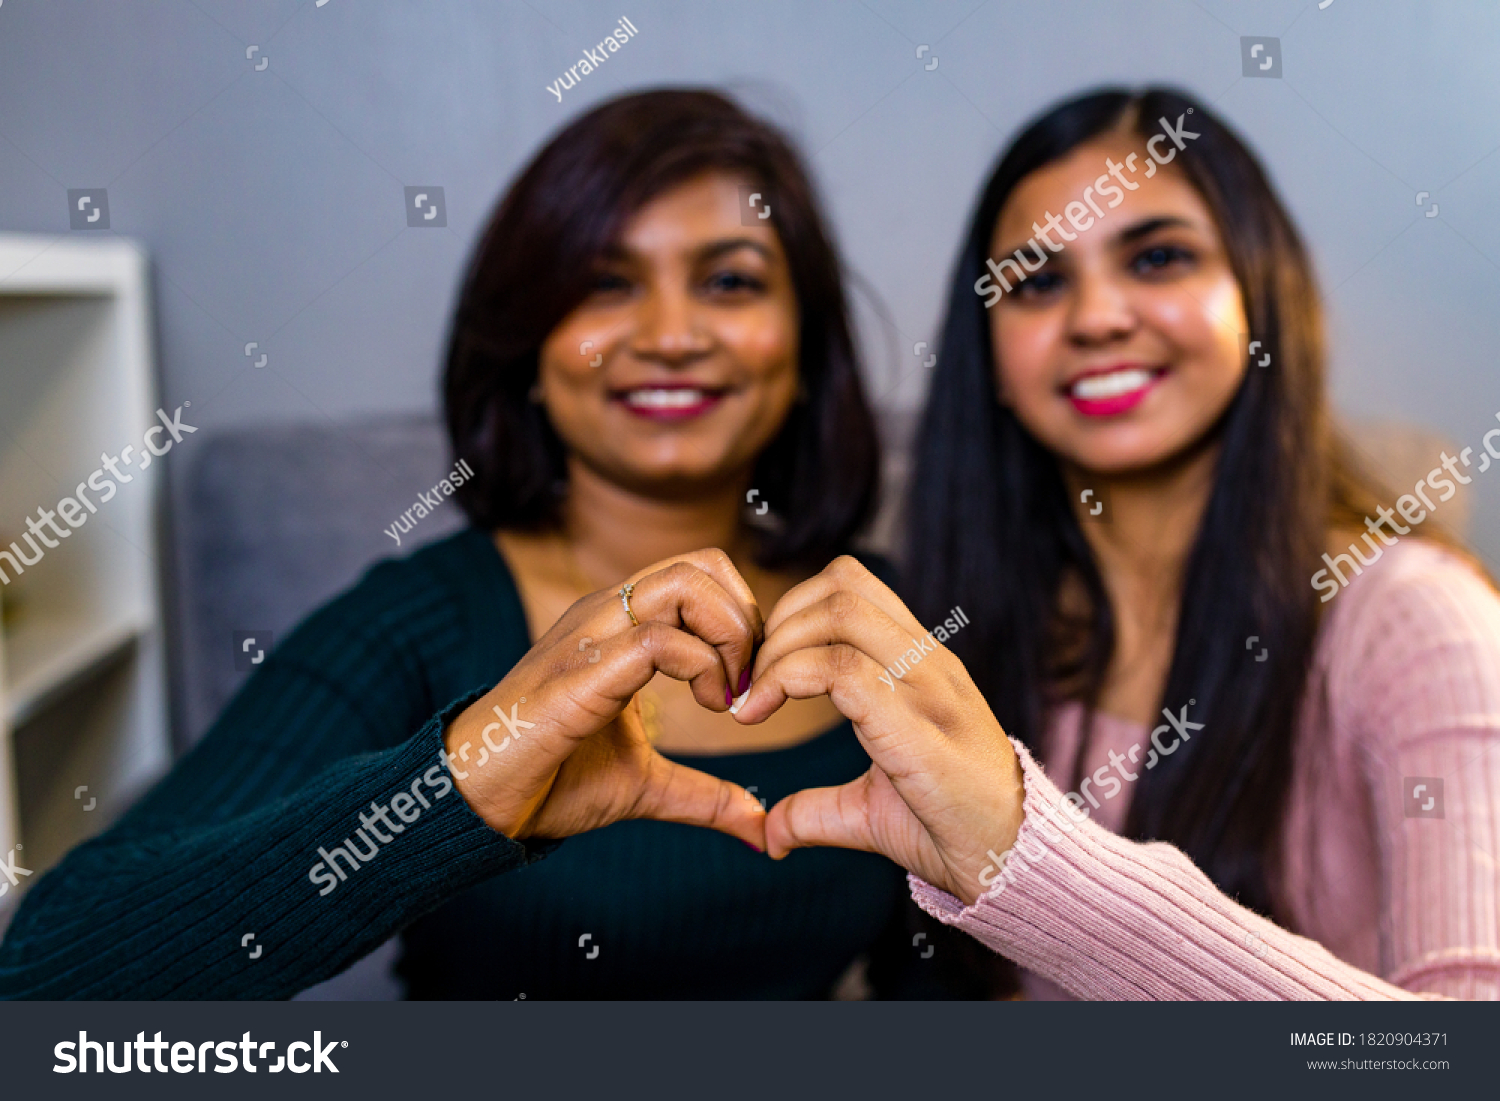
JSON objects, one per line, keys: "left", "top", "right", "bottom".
{"left": 764, "top": 772, "right": 877, "bottom": 860}
{"left": 630, "top": 755, "right": 768, "bottom": 850}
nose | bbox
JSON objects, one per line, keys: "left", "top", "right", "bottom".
{"left": 630, "top": 282, "right": 713, "bottom": 365}
{"left": 1065, "top": 263, "right": 1136, "bottom": 348}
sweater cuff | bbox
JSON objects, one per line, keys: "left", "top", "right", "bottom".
{"left": 908, "top": 737, "right": 1418, "bottom": 1001}
{"left": 908, "top": 736, "right": 1064, "bottom": 926}
{"left": 339, "top": 686, "right": 557, "bottom": 913}
{"left": 411, "top": 685, "right": 558, "bottom": 862}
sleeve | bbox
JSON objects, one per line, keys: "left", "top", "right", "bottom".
{"left": 908, "top": 739, "right": 1428, "bottom": 1000}
{"left": 1332, "top": 551, "right": 1500, "bottom": 999}
{"left": 0, "top": 563, "right": 550, "bottom": 999}
{"left": 908, "top": 550, "right": 1500, "bottom": 1001}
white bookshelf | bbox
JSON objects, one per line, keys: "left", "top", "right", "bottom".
{"left": 0, "top": 234, "right": 171, "bottom": 925}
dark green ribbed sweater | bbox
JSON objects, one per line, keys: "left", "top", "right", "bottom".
{"left": 0, "top": 529, "right": 935, "bottom": 999}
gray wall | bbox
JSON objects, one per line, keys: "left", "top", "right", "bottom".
{"left": 2, "top": 0, "right": 1498, "bottom": 568}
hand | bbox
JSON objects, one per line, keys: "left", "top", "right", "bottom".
{"left": 443, "top": 548, "right": 767, "bottom": 848}
{"left": 733, "top": 556, "right": 1025, "bottom": 905}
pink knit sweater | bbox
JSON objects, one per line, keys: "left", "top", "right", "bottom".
{"left": 911, "top": 539, "right": 1500, "bottom": 999}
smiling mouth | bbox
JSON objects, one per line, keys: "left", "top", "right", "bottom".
{"left": 1064, "top": 366, "right": 1167, "bottom": 416}
{"left": 612, "top": 385, "right": 730, "bottom": 421}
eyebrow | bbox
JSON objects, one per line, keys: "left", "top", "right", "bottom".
{"left": 1114, "top": 215, "right": 1195, "bottom": 244}
{"left": 992, "top": 214, "right": 1198, "bottom": 261}
{"left": 696, "top": 238, "right": 774, "bottom": 263}
{"left": 596, "top": 237, "right": 774, "bottom": 264}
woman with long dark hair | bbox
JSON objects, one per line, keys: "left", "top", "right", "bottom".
{"left": 0, "top": 89, "right": 956, "bottom": 999}
{"left": 740, "top": 87, "right": 1500, "bottom": 999}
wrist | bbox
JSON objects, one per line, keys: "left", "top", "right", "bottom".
{"left": 443, "top": 693, "right": 540, "bottom": 839}
{"left": 951, "top": 745, "right": 1026, "bottom": 907}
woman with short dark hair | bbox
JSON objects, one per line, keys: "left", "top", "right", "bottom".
{"left": 0, "top": 89, "right": 951, "bottom": 1000}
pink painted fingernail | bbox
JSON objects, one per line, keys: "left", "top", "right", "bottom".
{"left": 737, "top": 668, "right": 751, "bottom": 694}
{"left": 743, "top": 841, "right": 763, "bottom": 853}
{"left": 725, "top": 685, "right": 734, "bottom": 707}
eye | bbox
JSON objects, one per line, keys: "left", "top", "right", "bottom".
{"left": 588, "top": 270, "right": 632, "bottom": 295}
{"left": 704, "top": 269, "right": 766, "bottom": 294}
{"left": 1129, "top": 244, "right": 1193, "bottom": 276}
{"left": 1012, "top": 270, "right": 1065, "bottom": 300}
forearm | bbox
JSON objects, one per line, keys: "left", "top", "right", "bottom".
{"left": 0, "top": 690, "right": 545, "bottom": 999}
{"left": 911, "top": 738, "right": 1425, "bottom": 1001}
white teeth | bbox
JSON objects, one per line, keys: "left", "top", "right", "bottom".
{"left": 1071, "top": 368, "right": 1154, "bottom": 400}
{"left": 623, "top": 388, "right": 708, "bottom": 409}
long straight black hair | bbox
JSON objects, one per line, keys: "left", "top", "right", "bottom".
{"left": 906, "top": 87, "right": 1392, "bottom": 918}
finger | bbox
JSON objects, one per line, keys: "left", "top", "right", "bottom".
{"left": 623, "top": 557, "right": 759, "bottom": 690}
{"left": 732, "top": 643, "right": 887, "bottom": 730}
{"left": 445, "top": 622, "right": 734, "bottom": 831}
{"left": 751, "top": 590, "right": 924, "bottom": 687}
{"left": 599, "top": 621, "right": 737, "bottom": 715}
{"left": 764, "top": 776, "right": 877, "bottom": 859}
{"left": 628, "top": 546, "right": 764, "bottom": 641}
{"left": 467, "top": 623, "right": 729, "bottom": 774}
{"left": 624, "top": 548, "right": 763, "bottom": 642}
{"left": 629, "top": 754, "right": 768, "bottom": 850}
{"left": 761, "top": 556, "right": 920, "bottom": 642}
